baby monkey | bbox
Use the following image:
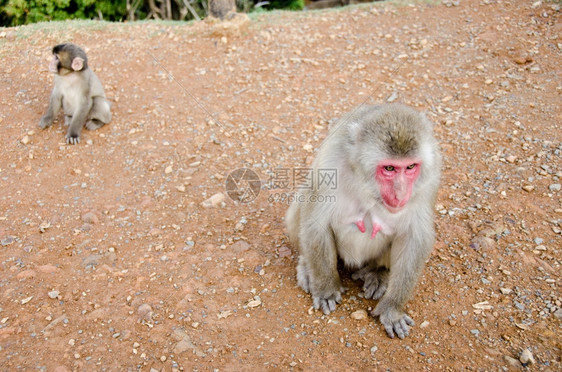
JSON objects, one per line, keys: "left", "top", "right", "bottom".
{"left": 286, "top": 104, "right": 442, "bottom": 339}
{"left": 39, "top": 43, "right": 111, "bottom": 144}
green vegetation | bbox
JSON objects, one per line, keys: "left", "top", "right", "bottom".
{"left": 0, "top": 0, "right": 306, "bottom": 26}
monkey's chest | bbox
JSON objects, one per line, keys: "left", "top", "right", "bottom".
{"left": 334, "top": 223, "right": 392, "bottom": 268}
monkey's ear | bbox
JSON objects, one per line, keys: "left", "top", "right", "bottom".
{"left": 71, "top": 57, "right": 84, "bottom": 71}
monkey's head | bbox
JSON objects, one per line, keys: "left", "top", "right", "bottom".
{"left": 49, "top": 43, "right": 88, "bottom": 75}
{"left": 345, "top": 104, "right": 438, "bottom": 213}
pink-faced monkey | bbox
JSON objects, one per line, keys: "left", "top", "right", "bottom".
{"left": 39, "top": 43, "right": 111, "bottom": 144}
{"left": 286, "top": 104, "right": 441, "bottom": 339}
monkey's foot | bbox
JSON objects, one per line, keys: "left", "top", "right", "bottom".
{"left": 66, "top": 134, "right": 80, "bottom": 145}
{"left": 352, "top": 265, "right": 389, "bottom": 300}
{"left": 39, "top": 117, "right": 53, "bottom": 129}
{"left": 85, "top": 119, "right": 105, "bottom": 130}
{"left": 373, "top": 305, "right": 415, "bottom": 339}
{"left": 312, "top": 287, "right": 345, "bottom": 315}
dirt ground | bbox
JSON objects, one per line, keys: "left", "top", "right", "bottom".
{"left": 0, "top": 0, "right": 560, "bottom": 370}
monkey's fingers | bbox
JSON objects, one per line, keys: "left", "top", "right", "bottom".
{"left": 381, "top": 314, "right": 414, "bottom": 339}
{"left": 312, "top": 292, "right": 342, "bottom": 315}
{"left": 66, "top": 135, "right": 80, "bottom": 145}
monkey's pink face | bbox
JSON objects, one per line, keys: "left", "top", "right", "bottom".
{"left": 375, "top": 158, "right": 421, "bottom": 213}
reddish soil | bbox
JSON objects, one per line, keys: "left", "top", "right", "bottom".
{"left": 0, "top": 0, "right": 560, "bottom": 370}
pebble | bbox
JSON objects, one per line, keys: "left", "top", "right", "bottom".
{"left": 1, "top": 236, "right": 15, "bottom": 246}
{"left": 350, "top": 309, "right": 368, "bottom": 320}
{"left": 81, "top": 212, "right": 99, "bottom": 224}
{"left": 278, "top": 246, "right": 292, "bottom": 257}
{"left": 200, "top": 192, "right": 225, "bottom": 208}
{"left": 503, "top": 355, "right": 520, "bottom": 368}
{"left": 549, "top": 183, "right": 561, "bottom": 192}
{"left": 48, "top": 290, "right": 60, "bottom": 299}
{"left": 522, "top": 185, "right": 535, "bottom": 192}
{"left": 137, "top": 303, "right": 154, "bottom": 321}
{"left": 82, "top": 255, "right": 101, "bottom": 267}
{"left": 38, "top": 264, "right": 58, "bottom": 274}
{"left": 519, "top": 348, "right": 535, "bottom": 366}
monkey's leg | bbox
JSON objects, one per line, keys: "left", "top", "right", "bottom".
{"left": 297, "top": 229, "right": 345, "bottom": 315}
{"left": 64, "top": 115, "right": 72, "bottom": 126}
{"left": 352, "top": 262, "right": 389, "bottom": 300}
{"left": 86, "top": 97, "right": 111, "bottom": 130}
{"left": 39, "top": 92, "right": 62, "bottom": 129}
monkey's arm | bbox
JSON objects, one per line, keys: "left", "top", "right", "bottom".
{"left": 296, "top": 223, "right": 345, "bottom": 314}
{"left": 66, "top": 96, "right": 92, "bottom": 145}
{"left": 373, "top": 211, "right": 434, "bottom": 338}
{"left": 39, "top": 89, "right": 62, "bottom": 128}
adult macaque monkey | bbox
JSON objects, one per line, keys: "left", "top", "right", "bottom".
{"left": 286, "top": 104, "right": 441, "bottom": 339}
{"left": 39, "top": 43, "right": 111, "bottom": 144}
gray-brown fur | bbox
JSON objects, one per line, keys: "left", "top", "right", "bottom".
{"left": 39, "top": 43, "right": 111, "bottom": 145}
{"left": 285, "top": 103, "right": 441, "bottom": 339}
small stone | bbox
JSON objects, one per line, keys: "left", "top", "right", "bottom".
{"left": 505, "top": 155, "right": 516, "bottom": 163}
{"left": 247, "top": 298, "right": 262, "bottom": 308}
{"left": 21, "top": 135, "right": 30, "bottom": 144}
{"left": 278, "top": 246, "right": 292, "bottom": 257}
{"left": 504, "top": 355, "right": 520, "bottom": 368}
{"left": 350, "top": 309, "right": 368, "bottom": 320}
{"left": 548, "top": 183, "right": 561, "bottom": 192}
{"left": 200, "top": 193, "right": 225, "bottom": 208}
{"left": 370, "top": 345, "right": 378, "bottom": 354}
{"left": 519, "top": 348, "right": 535, "bottom": 366}
{"left": 470, "top": 236, "right": 494, "bottom": 250}
{"left": 39, "top": 221, "right": 51, "bottom": 233}
{"left": 500, "top": 287, "right": 513, "bottom": 295}
{"left": 553, "top": 309, "right": 562, "bottom": 319}
{"left": 48, "top": 290, "right": 60, "bottom": 299}
{"left": 522, "top": 185, "right": 535, "bottom": 192}
{"left": 81, "top": 212, "right": 98, "bottom": 224}
{"left": 419, "top": 320, "right": 429, "bottom": 328}
{"left": 1, "top": 236, "right": 15, "bottom": 246}
{"left": 82, "top": 255, "right": 101, "bottom": 267}
{"left": 165, "top": 165, "right": 173, "bottom": 174}
{"left": 38, "top": 264, "right": 58, "bottom": 274}
{"left": 137, "top": 303, "right": 154, "bottom": 321}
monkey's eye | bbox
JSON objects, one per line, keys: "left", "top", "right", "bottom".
{"left": 384, "top": 165, "right": 395, "bottom": 172}
{"left": 406, "top": 164, "right": 417, "bottom": 170}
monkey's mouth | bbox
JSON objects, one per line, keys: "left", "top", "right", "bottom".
{"left": 382, "top": 200, "right": 407, "bottom": 214}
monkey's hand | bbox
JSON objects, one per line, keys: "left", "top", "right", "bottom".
{"left": 39, "top": 115, "right": 53, "bottom": 129}
{"left": 352, "top": 266, "right": 389, "bottom": 300}
{"left": 312, "top": 286, "right": 345, "bottom": 315}
{"left": 66, "top": 132, "right": 80, "bottom": 145}
{"left": 372, "top": 304, "right": 414, "bottom": 339}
